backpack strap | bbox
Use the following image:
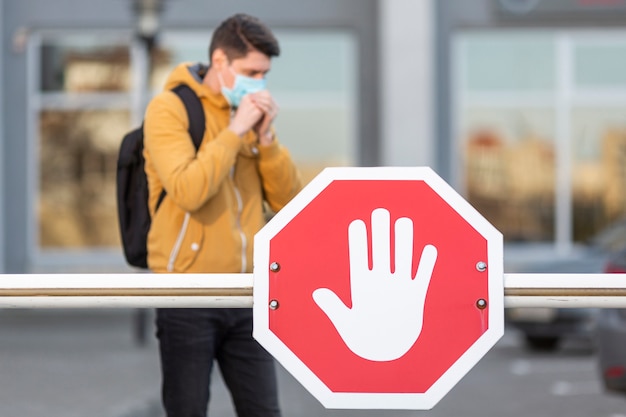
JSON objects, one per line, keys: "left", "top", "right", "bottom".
{"left": 155, "top": 84, "right": 206, "bottom": 210}
{"left": 172, "top": 84, "right": 205, "bottom": 150}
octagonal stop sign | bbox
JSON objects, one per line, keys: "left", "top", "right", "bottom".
{"left": 253, "top": 167, "right": 503, "bottom": 410}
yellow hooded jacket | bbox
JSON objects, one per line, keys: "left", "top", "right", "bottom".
{"left": 143, "top": 63, "right": 302, "bottom": 273}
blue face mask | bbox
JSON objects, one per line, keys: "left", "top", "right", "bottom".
{"left": 220, "top": 70, "right": 266, "bottom": 108}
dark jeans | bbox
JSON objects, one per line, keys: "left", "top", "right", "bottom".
{"left": 156, "top": 308, "right": 281, "bottom": 417}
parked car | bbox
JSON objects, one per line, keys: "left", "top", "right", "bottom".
{"left": 506, "top": 220, "right": 626, "bottom": 352}
{"left": 595, "top": 247, "right": 626, "bottom": 393}
{"left": 507, "top": 303, "right": 599, "bottom": 351}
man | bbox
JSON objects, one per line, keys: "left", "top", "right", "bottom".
{"left": 143, "top": 13, "right": 302, "bottom": 417}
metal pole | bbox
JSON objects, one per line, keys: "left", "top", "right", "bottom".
{"left": 0, "top": 273, "right": 253, "bottom": 308}
{"left": 504, "top": 273, "right": 626, "bottom": 308}
{"left": 1, "top": 272, "right": 626, "bottom": 308}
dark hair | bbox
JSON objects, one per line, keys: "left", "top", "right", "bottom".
{"left": 209, "top": 14, "right": 280, "bottom": 63}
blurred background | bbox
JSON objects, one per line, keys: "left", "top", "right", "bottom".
{"left": 4, "top": 0, "right": 626, "bottom": 272}
{"left": 5, "top": 0, "right": 626, "bottom": 416}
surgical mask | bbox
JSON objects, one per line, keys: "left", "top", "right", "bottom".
{"left": 220, "top": 68, "right": 266, "bottom": 108}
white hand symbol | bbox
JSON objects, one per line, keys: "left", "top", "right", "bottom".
{"left": 312, "top": 208, "right": 437, "bottom": 362}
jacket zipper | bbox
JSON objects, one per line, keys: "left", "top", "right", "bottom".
{"left": 167, "top": 212, "right": 190, "bottom": 272}
{"left": 231, "top": 167, "right": 247, "bottom": 273}
{"left": 228, "top": 109, "right": 247, "bottom": 273}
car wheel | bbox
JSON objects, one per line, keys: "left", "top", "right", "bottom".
{"left": 524, "top": 335, "right": 560, "bottom": 351}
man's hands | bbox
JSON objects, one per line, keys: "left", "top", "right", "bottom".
{"left": 227, "top": 94, "right": 263, "bottom": 137}
{"left": 250, "top": 91, "right": 278, "bottom": 145}
{"left": 227, "top": 90, "right": 278, "bottom": 145}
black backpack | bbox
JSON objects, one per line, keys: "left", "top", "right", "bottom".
{"left": 116, "top": 84, "right": 205, "bottom": 269}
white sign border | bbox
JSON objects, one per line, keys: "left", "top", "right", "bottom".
{"left": 253, "top": 166, "right": 504, "bottom": 410}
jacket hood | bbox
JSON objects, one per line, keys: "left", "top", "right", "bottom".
{"left": 163, "top": 62, "right": 230, "bottom": 110}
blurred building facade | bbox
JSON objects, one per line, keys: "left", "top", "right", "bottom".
{"left": 2, "top": 0, "right": 626, "bottom": 273}
{"left": 442, "top": 0, "right": 626, "bottom": 254}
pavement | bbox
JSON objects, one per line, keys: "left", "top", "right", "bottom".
{"left": 0, "top": 308, "right": 314, "bottom": 417}
{"left": 0, "top": 308, "right": 165, "bottom": 417}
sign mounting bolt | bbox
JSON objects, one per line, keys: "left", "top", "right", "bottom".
{"left": 270, "top": 262, "right": 281, "bottom": 272}
{"left": 269, "top": 299, "right": 280, "bottom": 310}
{"left": 476, "top": 261, "right": 487, "bottom": 272}
{"left": 476, "top": 299, "right": 487, "bottom": 310}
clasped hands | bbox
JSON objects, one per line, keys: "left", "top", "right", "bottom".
{"left": 228, "top": 91, "right": 278, "bottom": 146}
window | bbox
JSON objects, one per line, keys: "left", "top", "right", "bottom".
{"left": 455, "top": 31, "right": 626, "bottom": 249}
{"left": 30, "top": 34, "right": 138, "bottom": 266}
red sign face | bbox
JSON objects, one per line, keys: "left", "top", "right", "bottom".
{"left": 253, "top": 167, "right": 503, "bottom": 410}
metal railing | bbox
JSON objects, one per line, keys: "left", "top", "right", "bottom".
{"left": 0, "top": 273, "right": 252, "bottom": 308}
{"left": 1, "top": 273, "right": 626, "bottom": 308}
